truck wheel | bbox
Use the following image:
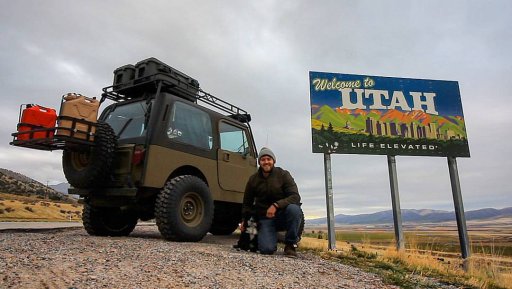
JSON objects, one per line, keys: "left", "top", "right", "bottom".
{"left": 155, "top": 175, "right": 213, "bottom": 242}
{"left": 82, "top": 203, "right": 138, "bottom": 236}
{"left": 209, "top": 201, "right": 241, "bottom": 235}
{"left": 62, "top": 121, "right": 117, "bottom": 188}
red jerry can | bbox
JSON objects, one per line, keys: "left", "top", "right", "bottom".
{"left": 17, "top": 105, "right": 57, "bottom": 140}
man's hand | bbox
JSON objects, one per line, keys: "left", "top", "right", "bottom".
{"left": 266, "top": 204, "right": 277, "bottom": 218}
{"left": 239, "top": 220, "right": 245, "bottom": 232}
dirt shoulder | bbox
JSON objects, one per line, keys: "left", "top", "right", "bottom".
{"left": 0, "top": 221, "right": 82, "bottom": 231}
{"left": 1, "top": 224, "right": 401, "bottom": 289}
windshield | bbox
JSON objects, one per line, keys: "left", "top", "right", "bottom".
{"left": 104, "top": 100, "right": 151, "bottom": 139}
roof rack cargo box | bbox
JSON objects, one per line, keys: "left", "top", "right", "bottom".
{"left": 109, "top": 58, "right": 200, "bottom": 103}
{"left": 113, "top": 65, "right": 136, "bottom": 90}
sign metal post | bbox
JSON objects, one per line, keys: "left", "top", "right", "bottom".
{"left": 448, "top": 157, "right": 471, "bottom": 269}
{"left": 323, "top": 153, "right": 336, "bottom": 250}
{"left": 387, "top": 155, "right": 405, "bottom": 250}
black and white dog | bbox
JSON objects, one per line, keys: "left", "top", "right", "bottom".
{"left": 234, "top": 217, "right": 258, "bottom": 252}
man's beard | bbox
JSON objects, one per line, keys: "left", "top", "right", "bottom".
{"left": 261, "top": 165, "right": 274, "bottom": 173}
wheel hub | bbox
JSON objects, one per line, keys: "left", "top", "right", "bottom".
{"left": 180, "top": 192, "right": 203, "bottom": 226}
{"left": 183, "top": 200, "right": 196, "bottom": 217}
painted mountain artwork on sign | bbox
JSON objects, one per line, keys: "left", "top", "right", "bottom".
{"left": 309, "top": 72, "right": 470, "bottom": 157}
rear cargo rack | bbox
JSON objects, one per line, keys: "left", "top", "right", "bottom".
{"left": 10, "top": 133, "right": 95, "bottom": 151}
{"left": 10, "top": 116, "right": 96, "bottom": 151}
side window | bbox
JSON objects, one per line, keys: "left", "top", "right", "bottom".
{"left": 167, "top": 101, "right": 212, "bottom": 150}
{"left": 219, "top": 122, "right": 250, "bottom": 154}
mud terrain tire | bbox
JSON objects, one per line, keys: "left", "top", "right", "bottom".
{"left": 82, "top": 203, "right": 138, "bottom": 236}
{"left": 62, "top": 121, "right": 117, "bottom": 188}
{"left": 155, "top": 175, "right": 213, "bottom": 242}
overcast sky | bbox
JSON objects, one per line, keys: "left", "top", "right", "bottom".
{"left": 1, "top": 1, "right": 511, "bottom": 218}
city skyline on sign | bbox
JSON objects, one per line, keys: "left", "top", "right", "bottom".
{"left": 311, "top": 105, "right": 467, "bottom": 141}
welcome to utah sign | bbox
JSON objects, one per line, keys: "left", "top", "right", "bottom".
{"left": 310, "top": 71, "right": 470, "bottom": 157}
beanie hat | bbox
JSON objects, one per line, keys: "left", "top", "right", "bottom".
{"left": 258, "top": 147, "right": 276, "bottom": 162}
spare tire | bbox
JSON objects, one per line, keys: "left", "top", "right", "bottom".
{"left": 62, "top": 121, "right": 117, "bottom": 188}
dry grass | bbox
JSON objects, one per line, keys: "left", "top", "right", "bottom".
{"left": 299, "top": 236, "right": 512, "bottom": 289}
{"left": 300, "top": 236, "right": 352, "bottom": 252}
{"left": 0, "top": 192, "right": 82, "bottom": 221}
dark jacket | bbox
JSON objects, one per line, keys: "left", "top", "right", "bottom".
{"left": 242, "top": 166, "right": 300, "bottom": 218}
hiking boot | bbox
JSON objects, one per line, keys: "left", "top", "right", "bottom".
{"left": 284, "top": 243, "right": 298, "bottom": 257}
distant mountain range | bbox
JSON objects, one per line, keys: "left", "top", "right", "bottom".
{"left": 311, "top": 105, "right": 467, "bottom": 137}
{"left": 49, "top": 182, "right": 71, "bottom": 195}
{"left": 306, "top": 207, "right": 512, "bottom": 226}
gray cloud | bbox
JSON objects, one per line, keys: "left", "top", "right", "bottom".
{"left": 1, "top": 0, "right": 511, "bottom": 218}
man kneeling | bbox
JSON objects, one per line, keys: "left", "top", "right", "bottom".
{"left": 240, "top": 147, "right": 303, "bottom": 256}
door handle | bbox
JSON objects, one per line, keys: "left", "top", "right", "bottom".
{"left": 223, "top": 153, "right": 230, "bottom": 162}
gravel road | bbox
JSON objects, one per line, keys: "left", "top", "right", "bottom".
{"left": 0, "top": 225, "right": 402, "bottom": 289}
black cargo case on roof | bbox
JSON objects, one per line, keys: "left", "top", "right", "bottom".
{"left": 113, "top": 64, "right": 136, "bottom": 90}
{"left": 106, "top": 57, "right": 200, "bottom": 103}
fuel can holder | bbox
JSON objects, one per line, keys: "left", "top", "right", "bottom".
{"left": 11, "top": 104, "right": 97, "bottom": 151}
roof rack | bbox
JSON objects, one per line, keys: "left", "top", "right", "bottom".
{"left": 196, "top": 89, "right": 250, "bottom": 123}
{"left": 102, "top": 73, "right": 251, "bottom": 123}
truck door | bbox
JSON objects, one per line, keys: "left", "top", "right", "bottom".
{"left": 217, "top": 121, "right": 257, "bottom": 192}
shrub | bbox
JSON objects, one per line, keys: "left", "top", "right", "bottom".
{"left": 5, "top": 207, "right": 15, "bottom": 213}
{"left": 0, "top": 209, "right": 4, "bottom": 214}
{"left": 49, "top": 195, "right": 62, "bottom": 201}
{"left": 24, "top": 206, "right": 34, "bottom": 212}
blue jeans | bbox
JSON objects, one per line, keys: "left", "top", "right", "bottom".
{"left": 257, "top": 204, "right": 302, "bottom": 254}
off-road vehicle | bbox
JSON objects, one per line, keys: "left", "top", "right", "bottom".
{"left": 11, "top": 58, "right": 258, "bottom": 241}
